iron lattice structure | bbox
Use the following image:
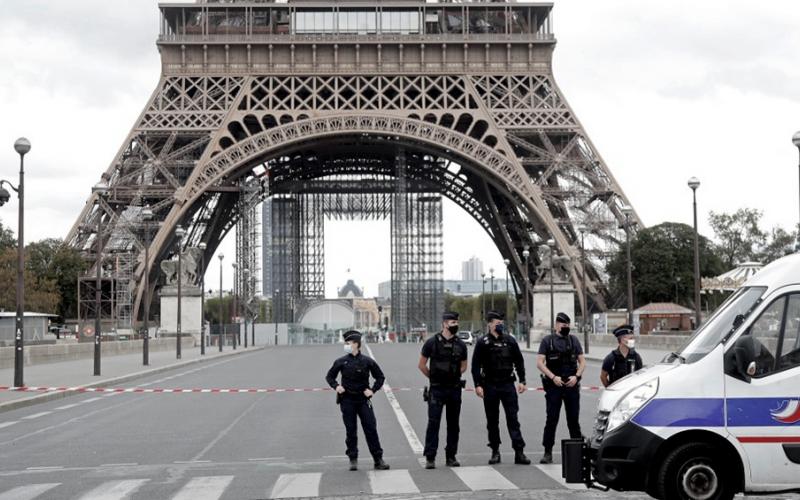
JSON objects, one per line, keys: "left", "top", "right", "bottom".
{"left": 66, "top": 0, "right": 640, "bottom": 329}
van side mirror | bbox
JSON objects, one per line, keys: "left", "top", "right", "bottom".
{"left": 746, "top": 361, "right": 757, "bottom": 376}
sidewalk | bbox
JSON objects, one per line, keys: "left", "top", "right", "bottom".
{"left": 0, "top": 344, "right": 263, "bottom": 412}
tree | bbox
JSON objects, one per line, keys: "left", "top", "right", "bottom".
{"left": 708, "top": 208, "right": 766, "bottom": 268}
{"left": 26, "top": 238, "right": 87, "bottom": 319}
{"left": 0, "top": 219, "right": 13, "bottom": 252}
{"left": 0, "top": 248, "right": 59, "bottom": 314}
{"left": 756, "top": 226, "right": 797, "bottom": 264}
{"left": 607, "top": 222, "right": 725, "bottom": 309}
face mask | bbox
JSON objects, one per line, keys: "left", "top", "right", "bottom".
{"left": 343, "top": 343, "right": 353, "bottom": 354}
{"left": 447, "top": 324, "right": 459, "bottom": 335}
{"left": 559, "top": 326, "right": 571, "bottom": 336}
{"left": 494, "top": 324, "right": 505, "bottom": 334}
{"left": 626, "top": 339, "right": 635, "bottom": 349}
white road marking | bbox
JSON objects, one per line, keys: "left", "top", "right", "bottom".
{"left": 173, "top": 460, "right": 211, "bottom": 464}
{"left": 54, "top": 404, "right": 80, "bottom": 410}
{"left": 368, "top": 469, "right": 420, "bottom": 494}
{"left": 171, "top": 475, "right": 233, "bottom": 500}
{"left": 269, "top": 472, "right": 321, "bottom": 498}
{"left": 78, "top": 479, "right": 148, "bottom": 500}
{"left": 82, "top": 397, "right": 103, "bottom": 403}
{"left": 452, "top": 466, "right": 518, "bottom": 491}
{"left": 247, "top": 457, "right": 285, "bottom": 461}
{"left": 536, "top": 464, "right": 588, "bottom": 490}
{"left": 25, "top": 467, "right": 62, "bottom": 471}
{"left": 0, "top": 422, "right": 18, "bottom": 430}
{"left": 21, "top": 412, "right": 50, "bottom": 420}
{"left": 0, "top": 483, "right": 60, "bottom": 500}
{"left": 99, "top": 463, "right": 138, "bottom": 467}
{"left": 364, "top": 344, "right": 424, "bottom": 456}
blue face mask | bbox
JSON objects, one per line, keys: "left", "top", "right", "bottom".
{"left": 495, "top": 323, "right": 505, "bottom": 334}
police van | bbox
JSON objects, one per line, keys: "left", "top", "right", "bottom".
{"left": 565, "top": 253, "right": 800, "bottom": 499}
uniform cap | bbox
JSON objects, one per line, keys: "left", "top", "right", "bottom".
{"left": 442, "top": 311, "right": 459, "bottom": 321}
{"left": 343, "top": 330, "right": 362, "bottom": 342}
{"left": 613, "top": 324, "right": 634, "bottom": 337}
{"left": 487, "top": 310, "right": 504, "bottom": 322}
{"left": 556, "top": 312, "right": 571, "bottom": 324}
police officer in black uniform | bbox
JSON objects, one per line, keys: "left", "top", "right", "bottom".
{"left": 325, "top": 330, "right": 391, "bottom": 471}
{"left": 471, "top": 311, "right": 531, "bottom": 465}
{"left": 600, "top": 324, "right": 643, "bottom": 387}
{"left": 536, "top": 312, "right": 586, "bottom": 464}
{"left": 419, "top": 311, "right": 468, "bottom": 469}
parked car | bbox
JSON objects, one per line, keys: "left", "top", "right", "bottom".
{"left": 457, "top": 331, "right": 473, "bottom": 345}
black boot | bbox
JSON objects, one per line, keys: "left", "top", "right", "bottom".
{"left": 374, "top": 458, "right": 390, "bottom": 470}
{"left": 445, "top": 456, "right": 460, "bottom": 467}
{"left": 349, "top": 458, "right": 358, "bottom": 471}
{"left": 539, "top": 449, "right": 553, "bottom": 464}
{"left": 425, "top": 456, "right": 436, "bottom": 469}
{"left": 514, "top": 450, "right": 531, "bottom": 465}
{"left": 488, "top": 450, "right": 501, "bottom": 465}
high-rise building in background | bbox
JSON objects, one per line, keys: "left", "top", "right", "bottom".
{"left": 462, "top": 257, "right": 484, "bottom": 282}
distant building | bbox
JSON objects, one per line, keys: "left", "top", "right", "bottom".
{"left": 462, "top": 257, "right": 484, "bottom": 281}
{"left": 338, "top": 279, "right": 364, "bottom": 298}
{"left": 378, "top": 278, "right": 510, "bottom": 299}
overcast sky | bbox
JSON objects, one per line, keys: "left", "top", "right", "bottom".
{"left": 0, "top": 0, "right": 799, "bottom": 297}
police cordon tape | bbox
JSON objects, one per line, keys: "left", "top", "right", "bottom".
{"left": 0, "top": 385, "right": 604, "bottom": 394}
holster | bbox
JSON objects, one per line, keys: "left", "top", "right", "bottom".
{"left": 336, "top": 392, "right": 343, "bottom": 405}
{"left": 423, "top": 386, "right": 430, "bottom": 402}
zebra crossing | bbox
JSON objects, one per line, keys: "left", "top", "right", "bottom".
{"left": 0, "top": 465, "right": 583, "bottom": 499}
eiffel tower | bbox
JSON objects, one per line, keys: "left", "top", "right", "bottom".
{"left": 65, "top": 0, "right": 639, "bottom": 333}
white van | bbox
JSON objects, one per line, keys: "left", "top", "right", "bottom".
{"left": 565, "top": 253, "right": 800, "bottom": 499}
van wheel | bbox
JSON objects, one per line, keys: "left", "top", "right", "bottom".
{"left": 656, "top": 443, "right": 736, "bottom": 500}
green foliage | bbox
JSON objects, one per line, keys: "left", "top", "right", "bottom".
{"left": 0, "top": 219, "right": 14, "bottom": 252}
{"left": 26, "top": 238, "right": 87, "bottom": 319}
{"left": 0, "top": 247, "right": 60, "bottom": 314}
{"left": 607, "top": 222, "right": 725, "bottom": 308}
{"left": 708, "top": 208, "right": 766, "bottom": 268}
{"left": 443, "top": 292, "right": 517, "bottom": 329}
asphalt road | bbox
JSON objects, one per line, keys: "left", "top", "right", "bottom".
{"left": 0, "top": 343, "right": 791, "bottom": 499}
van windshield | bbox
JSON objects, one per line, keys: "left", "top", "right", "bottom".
{"left": 666, "top": 286, "right": 766, "bottom": 364}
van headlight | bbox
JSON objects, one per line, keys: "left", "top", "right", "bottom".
{"left": 606, "top": 378, "right": 659, "bottom": 434}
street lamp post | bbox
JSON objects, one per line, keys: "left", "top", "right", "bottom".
{"left": 481, "top": 272, "right": 486, "bottom": 320}
{"left": 274, "top": 288, "right": 279, "bottom": 345}
{"left": 522, "top": 247, "right": 530, "bottom": 348}
{"left": 547, "top": 239, "right": 555, "bottom": 333}
{"left": 175, "top": 225, "right": 186, "bottom": 359}
{"left": 232, "top": 262, "right": 238, "bottom": 350}
{"left": 490, "top": 268, "right": 495, "bottom": 310}
{"left": 243, "top": 268, "right": 250, "bottom": 348}
{"left": 793, "top": 131, "right": 800, "bottom": 250}
{"left": 198, "top": 242, "right": 207, "bottom": 355}
{"left": 1, "top": 138, "right": 31, "bottom": 386}
{"left": 622, "top": 206, "right": 635, "bottom": 325}
{"left": 578, "top": 226, "right": 589, "bottom": 354}
{"left": 218, "top": 253, "right": 224, "bottom": 352}
{"left": 688, "top": 177, "right": 701, "bottom": 329}
{"left": 91, "top": 184, "right": 107, "bottom": 377}
{"left": 141, "top": 207, "right": 154, "bottom": 365}
{"left": 675, "top": 276, "right": 681, "bottom": 304}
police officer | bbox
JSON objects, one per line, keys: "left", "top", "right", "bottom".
{"left": 325, "top": 330, "right": 390, "bottom": 471}
{"left": 536, "top": 312, "right": 585, "bottom": 464}
{"left": 471, "top": 311, "right": 531, "bottom": 465}
{"left": 600, "top": 324, "right": 643, "bottom": 387}
{"left": 418, "top": 311, "right": 468, "bottom": 469}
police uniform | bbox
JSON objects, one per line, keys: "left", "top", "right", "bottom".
{"left": 471, "top": 311, "right": 530, "bottom": 464}
{"left": 602, "top": 325, "right": 643, "bottom": 385}
{"left": 421, "top": 312, "right": 468, "bottom": 466}
{"left": 325, "top": 331, "right": 389, "bottom": 470}
{"left": 538, "top": 312, "right": 584, "bottom": 459}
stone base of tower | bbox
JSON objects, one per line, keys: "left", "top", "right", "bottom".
{"left": 531, "top": 284, "right": 576, "bottom": 342}
{"left": 159, "top": 285, "right": 203, "bottom": 335}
